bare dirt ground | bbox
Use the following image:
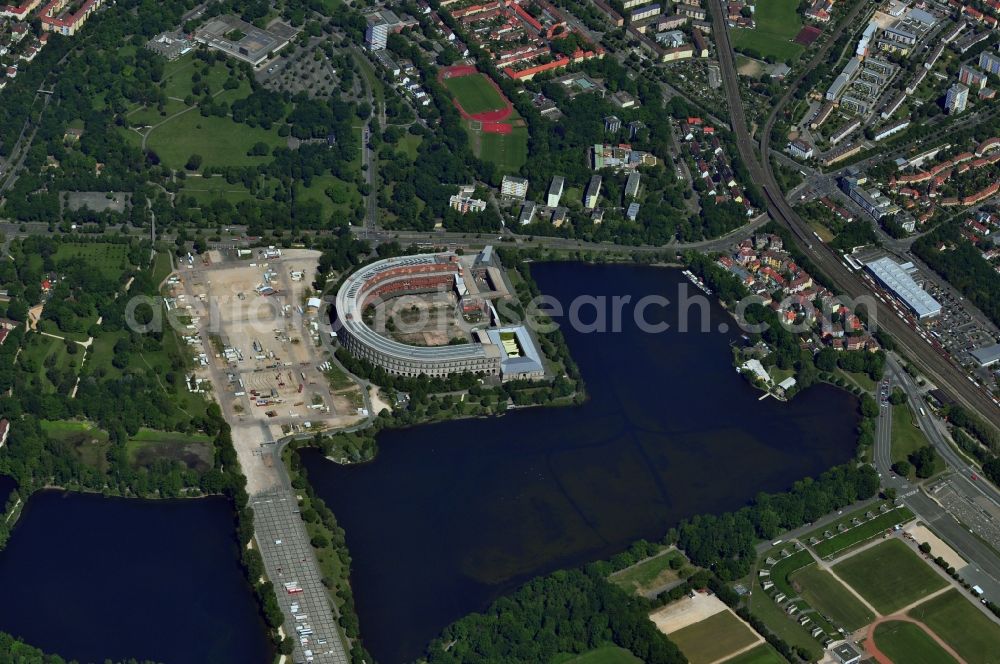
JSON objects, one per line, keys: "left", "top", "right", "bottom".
{"left": 906, "top": 524, "right": 967, "bottom": 570}
{"left": 648, "top": 592, "right": 728, "bottom": 634}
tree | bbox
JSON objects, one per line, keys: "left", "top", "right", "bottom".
{"left": 892, "top": 459, "right": 912, "bottom": 477}
{"left": 185, "top": 154, "right": 203, "bottom": 171}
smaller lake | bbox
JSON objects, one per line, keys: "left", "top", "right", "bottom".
{"left": 0, "top": 491, "right": 274, "bottom": 664}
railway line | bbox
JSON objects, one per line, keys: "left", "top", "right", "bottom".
{"left": 710, "top": 0, "right": 1000, "bottom": 430}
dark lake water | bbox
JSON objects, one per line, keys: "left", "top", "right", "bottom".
{"left": 0, "top": 491, "right": 273, "bottom": 664}
{"left": 302, "top": 262, "right": 861, "bottom": 664}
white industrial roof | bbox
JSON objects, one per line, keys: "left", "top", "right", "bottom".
{"left": 864, "top": 257, "right": 942, "bottom": 318}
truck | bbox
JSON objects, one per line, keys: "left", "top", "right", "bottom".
{"left": 973, "top": 585, "right": 985, "bottom": 597}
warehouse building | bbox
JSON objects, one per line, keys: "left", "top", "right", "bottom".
{"left": 864, "top": 257, "right": 942, "bottom": 319}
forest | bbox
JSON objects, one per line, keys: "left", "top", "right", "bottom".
{"left": 912, "top": 225, "right": 1000, "bottom": 329}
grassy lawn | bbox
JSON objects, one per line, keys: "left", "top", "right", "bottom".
{"left": 478, "top": 124, "right": 528, "bottom": 174}
{"left": 161, "top": 54, "right": 237, "bottom": 100}
{"left": 394, "top": 134, "right": 422, "bottom": 161}
{"left": 669, "top": 610, "right": 760, "bottom": 664}
{"left": 789, "top": 564, "right": 875, "bottom": 630}
{"left": 20, "top": 333, "right": 80, "bottom": 393}
{"left": 908, "top": 589, "right": 1000, "bottom": 664}
{"left": 151, "top": 251, "right": 174, "bottom": 289}
{"left": 179, "top": 177, "right": 255, "bottom": 206}
{"left": 298, "top": 174, "right": 361, "bottom": 219}
{"left": 767, "top": 549, "right": 814, "bottom": 598}
{"left": 551, "top": 645, "right": 643, "bottom": 664}
{"left": 731, "top": 0, "right": 804, "bottom": 62}
{"left": 873, "top": 620, "right": 958, "bottom": 664}
{"left": 146, "top": 112, "right": 284, "bottom": 170}
{"left": 609, "top": 548, "right": 690, "bottom": 595}
{"left": 748, "top": 586, "right": 823, "bottom": 661}
{"left": 836, "top": 368, "right": 877, "bottom": 393}
{"left": 810, "top": 506, "right": 915, "bottom": 559}
{"left": 53, "top": 242, "right": 131, "bottom": 282}
{"left": 443, "top": 73, "right": 507, "bottom": 114}
{"left": 892, "top": 403, "right": 929, "bottom": 470}
{"left": 834, "top": 539, "right": 947, "bottom": 614}
{"left": 128, "top": 99, "right": 190, "bottom": 127}
{"left": 325, "top": 364, "right": 355, "bottom": 391}
{"left": 722, "top": 644, "right": 788, "bottom": 664}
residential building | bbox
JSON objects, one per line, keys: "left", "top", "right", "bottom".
{"left": 629, "top": 3, "right": 662, "bottom": 21}
{"left": 980, "top": 51, "right": 1000, "bottom": 76}
{"left": 39, "top": 0, "right": 106, "bottom": 36}
{"left": 873, "top": 119, "right": 909, "bottom": 141}
{"left": 959, "top": 64, "right": 987, "bottom": 90}
{"left": 584, "top": 175, "right": 602, "bottom": 209}
{"left": 625, "top": 172, "right": 641, "bottom": 199}
{"left": 676, "top": 3, "right": 706, "bottom": 20}
{"left": 626, "top": 202, "right": 640, "bottom": 220}
{"left": 501, "top": 175, "right": 529, "bottom": 199}
{"left": 604, "top": 115, "right": 622, "bottom": 133}
{"left": 547, "top": 176, "right": 565, "bottom": 207}
{"left": 365, "top": 10, "right": 401, "bottom": 51}
{"left": 787, "top": 140, "right": 814, "bottom": 160}
{"left": 518, "top": 201, "right": 537, "bottom": 225}
{"left": 945, "top": 83, "right": 969, "bottom": 114}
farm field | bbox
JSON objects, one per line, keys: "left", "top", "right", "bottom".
{"left": 443, "top": 73, "right": 507, "bottom": 114}
{"left": 731, "top": 0, "right": 804, "bottom": 61}
{"left": 789, "top": 565, "right": 875, "bottom": 630}
{"left": 610, "top": 548, "right": 690, "bottom": 595}
{"left": 810, "top": 506, "right": 915, "bottom": 558}
{"left": 145, "top": 112, "right": 284, "bottom": 170}
{"left": 908, "top": 589, "right": 1000, "bottom": 664}
{"left": 834, "top": 539, "right": 947, "bottom": 614}
{"left": 668, "top": 610, "right": 761, "bottom": 664}
{"left": 722, "top": 644, "right": 787, "bottom": 664}
{"left": 551, "top": 645, "right": 643, "bottom": 664}
{"left": 873, "top": 621, "right": 958, "bottom": 664}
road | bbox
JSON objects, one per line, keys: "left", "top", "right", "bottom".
{"left": 873, "top": 354, "right": 1000, "bottom": 602}
{"left": 709, "top": 0, "right": 1000, "bottom": 432}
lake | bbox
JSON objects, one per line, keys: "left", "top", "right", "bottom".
{"left": 302, "top": 262, "right": 861, "bottom": 663}
{"left": 0, "top": 490, "right": 273, "bottom": 663}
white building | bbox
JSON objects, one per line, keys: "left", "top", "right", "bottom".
{"left": 547, "top": 176, "right": 565, "bottom": 207}
{"left": 945, "top": 83, "right": 969, "bottom": 114}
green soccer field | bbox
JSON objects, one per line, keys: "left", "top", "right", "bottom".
{"left": 444, "top": 73, "right": 508, "bottom": 115}
{"left": 833, "top": 539, "right": 947, "bottom": 614}
{"left": 731, "top": 0, "right": 805, "bottom": 62}
{"left": 874, "top": 621, "right": 958, "bottom": 664}
{"left": 789, "top": 565, "right": 876, "bottom": 630}
{"left": 908, "top": 589, "right": 1000, "bottom": 664}
{"left": 478, "top": 126, "right": 528, "bottom": 173}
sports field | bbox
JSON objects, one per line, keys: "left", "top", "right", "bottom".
{"left": 668, "top": 610, "right": 761, "bottom": 664}
{"left": 873, "top": 621, "right": 958, "bottom": 664}
{"left": 443, "top": 73, "right": 508, "bottom": 115}
{"left": 834, "top": 539, "right": 947, "bottom": 614}
{"left": 478, "top": 124, "right": 528, "bottom": 173}
{"left": 908, "top": 589, "right": 1000, "bottom": 664}
{"left": 731, "top": 0, "right": 804, "bottom": 62}
{"left": 722, "top": 644, "right": 787, "bottom": 664}
{"left": 790, "top": 565, "right": 875, "bottom": 630}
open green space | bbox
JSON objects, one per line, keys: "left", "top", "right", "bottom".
{"left": 731, "top": 0, "right": 804, "bottom": 62}
{"left": 766, "top": 549, "right": 813, "bottom": 598}
{"left": 298, "top": 174, "right": 362, "bottom": 220}
{"left": 789, "top": 564, "right": 875, "bottom": 630}
{"left": 551, "top": 645, "right": 643, "bottom": 664}
{"left": 53, "top": 242, "right": 131, "bottom": 281}
{"left": 834, "top": 539, "right": 947, "bottom": 614}
{"left": 145, "top": 112, "right": 284, "bottom": 170}
{"left": 161, "top": 53, "right": 237, "bottom": 100}
{"left": 892, "top": 403, "right": 928, "bottom": 466}
{"left": 478, "top": 124, "right": 528, "bottom": 174}
{"left": 20, "top": 333, "right": 80, "bottom": 394}
{"left": 325, "top": 363, "right": 355, "bottom": 391}
{"left": 127, "top": 99, "right": 190, "bottom": 127}
{"left": 668, "top": 610, "right": 760, "bottom": 664}
{"left": 908, "top": 589, "right": 1000, "bottom": 664}
{"left": 721, "top": 644, "right": 788, "bottom": 664}
{"left": 748, "top": 584, "right": 822, "bottom": 661}
{"left": 40, "top": 419, "right": 110, "bottom": 472}
{"left": 810, "top": 506, "right": 915, "bottom": 558}
{"left": 443, "top": 73, "right": 507, "bottom": 115}
{"left": 126, "top": 428, "right": 213, "bottom": 471}
{"left": 610, "top": 548, "right": 690, "bottom": 595}
{"left": 179, "top": 177, "right": 256, "bottom": 206}
{"left": 873, "top": 620, "right": 958, "bottom": 664}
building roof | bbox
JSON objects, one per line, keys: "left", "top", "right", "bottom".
{"left": 971, "top": 343, "right": 1000, "bottom": 366}
{"left": 486, "top": 326, "right": 545, "bottom": 376}
{"left": 864, "top": 257, "right": 942, "bottom": 318}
